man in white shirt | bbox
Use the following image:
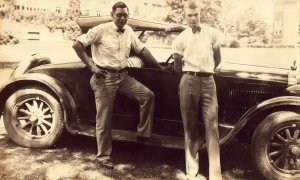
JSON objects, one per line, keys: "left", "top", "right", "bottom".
{"left": 73, "top": 1, "right": 162, "bottom": 170}
{"left": 172, "top": 1, "right": 223, "bottom": 179}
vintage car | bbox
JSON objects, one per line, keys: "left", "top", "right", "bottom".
{"left": 0, "top": 16, "right": 299, "bottom": 180}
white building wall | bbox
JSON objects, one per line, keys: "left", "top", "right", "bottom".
{"left": 13, "top": 0, "right": 70, "bottom": 14}
{"left": 273, "top": 0, "right": 300, "bottom": 45}
{"left": 79, "top": 0, "right": 168, "bottom": 20}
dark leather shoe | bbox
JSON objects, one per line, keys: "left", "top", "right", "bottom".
{"left": 137, "top": 136, "right": 161, "bottom": 145}
{"left": 95, "top": 158, "right": 115, "bottom": 169}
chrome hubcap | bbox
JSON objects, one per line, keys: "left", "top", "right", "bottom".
{"left": 268, "top": 122, "right": 300, "bottom": 174}
{"left": 14, "top": 97, "right": 54, "bottom": 139}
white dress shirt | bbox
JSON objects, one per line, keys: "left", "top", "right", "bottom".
{"left": 172, "top": 25, "right": 224, "bottom": 73}
{"left": 77, "top": 22, "right": 144, "bottom": 69}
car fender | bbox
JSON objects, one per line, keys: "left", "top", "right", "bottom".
{"left": 284, "top": 84, "right": 300, "bottom": 96}
{"left": 0, "top": 73, "right": 79, "bottom": 134}
{"left": 221, "top": 96, "right": 300, "bottom": 145}
{"left": 10, "top": 54, "right": 51, "bottom": 79}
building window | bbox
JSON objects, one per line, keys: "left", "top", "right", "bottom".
{"left": 56, "top": 7, "right": 62, "bottom": 14}
{"left": 97, "top": 10, "right": 101, "bottom": 16}
{"left": 22, "top": 6, "right": 24, "bottom": 10}
{"left": 15, "top": 5, "right": 20, "bottom": 10}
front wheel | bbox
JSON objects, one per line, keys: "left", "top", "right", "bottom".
{"left": 3, "top": 86, "right": 64, "bottom": 148}
{"left": 251, "top": 111, "right": 300, "bottom": 180}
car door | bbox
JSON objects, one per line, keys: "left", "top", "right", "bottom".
{"left": 112, "top": 67, "right": 183, "bottom": 136}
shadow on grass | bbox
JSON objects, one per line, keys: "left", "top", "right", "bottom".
{"left": 0, "top": 131, "right": 261, "bottom": 180}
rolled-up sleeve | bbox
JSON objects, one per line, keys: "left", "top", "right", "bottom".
{"left": 77, "top": 25, "right": 103, "bottom": 47}
{"left": 172, "top": 33, "right": 185, "bottom": 56}
{"left": 130, "top": 28, "right": 145, "bottom": 54}
{"left": 211, "top": 28, "right": 225, "bottom": 48}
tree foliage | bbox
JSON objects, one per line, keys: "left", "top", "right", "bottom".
{"left": 0, "top": 31, "right": 19, "bottom": 45}
{"left": 7, "top": 0, "right": 81, "bottom": 41}
{"left": 66, "top": 0, "right": 81, "bottom": 21}
{"left": 222, "top": 0, "right": 269, "bottom": 46}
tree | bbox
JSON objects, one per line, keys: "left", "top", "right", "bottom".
{"left": 223, "top": 0, "right": 269, "bottom": 44}
{"left": 165, "top": 0, "right": 185, "bottom": 24}
{"left": 165, "top": 0, "right": 223, "bottom": 28}
{"left": 1, "top": 0, "right": 16, "bottom": 19}
{"left": 66, "top": 0, "right": 81, "bottom": 21}
{"left": 64, "top": 0, "right": 81, "bottom": 40}
{"left": 237, "top": 8, "right": 267, "bottom": 38}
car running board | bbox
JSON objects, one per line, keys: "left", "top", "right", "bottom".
{"left": 75, "top": 124, "right": 185, "bottom": 149}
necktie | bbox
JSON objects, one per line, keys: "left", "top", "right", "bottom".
{"left": 192, "top": 26, "right": 201, "bottom": 34}
{"left": 116, "top": 28, "right": 125, "bottom": 33}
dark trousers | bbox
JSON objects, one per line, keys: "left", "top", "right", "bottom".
{"left": 179, "top": 74, "right": 222, "bottom": 180}
{"left": 90, "top": 71, "right": 154, "bottom": 160}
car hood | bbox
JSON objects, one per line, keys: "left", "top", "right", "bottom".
{"left": 147, "top": 46, "right": 290, "bottom": 84}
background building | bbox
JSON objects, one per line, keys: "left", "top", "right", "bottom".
{"left": 13, "top": 0, "right": 70, "bottom": 14}
{"left": 273, "top": 0, "right": 300, "bottom": 45}
{"left": 80, "top": 0, "right": 168, "bottom": 21}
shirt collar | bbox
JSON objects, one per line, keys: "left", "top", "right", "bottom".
{"left": 187, "top": 25, "right": 202, "bottom": 34}
{"left": 110, "top": 22, "right": 126, "bottom": 32}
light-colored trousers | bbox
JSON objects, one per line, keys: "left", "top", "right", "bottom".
{"left": 179, "top": 74, "right": 222, "bottom": 180}
{"left": 90, "top": 71, "right": 154, "bottom": 160}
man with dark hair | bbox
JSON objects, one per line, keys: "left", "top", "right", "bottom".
{"left": 172, "top": 1, "right": 224, "bottom": 179}
{"left": 73, "top": 1, "right": 161, "bottom": 169}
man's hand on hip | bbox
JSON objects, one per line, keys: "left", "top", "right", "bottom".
{"left": 91, "top": 66, "right": 105, "bottom": 79}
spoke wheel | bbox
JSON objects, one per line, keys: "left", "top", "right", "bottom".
{"left": 14, "top": 97, "right": 54, "bottom": 139}
{"left": 251, "top": 111, "right": 300, "bottom": 180}
{"left": 3, "top": 87, "right": 64, "bottom": 148}
{"left": 268, "top": 122, "right": 300, "bottom": 173}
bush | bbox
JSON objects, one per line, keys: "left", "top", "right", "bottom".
{"left": 12, "top": 11, "right": 46, "bottom": 25}
{"left": 62, "top": 21, "right": 82, "bottom": 41}
{"left": 0, "top": 8, "right": 10, "bottom": 19}
{"left": 10, "top": 10, "right": 81, "bottom": 41}
{"left": 229, "top": 40, "right": 240, "bottom": 48}
{"left": 0, "top": 31, "right": 19, "bottom": 45}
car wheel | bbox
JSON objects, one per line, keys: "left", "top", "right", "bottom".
{"left": 251, "top": 111, "right": 300, "bottom": 180}
{"left": 3, "top": 86, "right": 64, "bottom": 148}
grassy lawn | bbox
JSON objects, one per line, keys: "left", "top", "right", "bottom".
{"left": 0, "top": 121, "right": 259, "bottom": 180}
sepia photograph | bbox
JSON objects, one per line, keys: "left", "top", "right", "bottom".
{"left": 0, "top": 0, "right": 299, "bottom": 179}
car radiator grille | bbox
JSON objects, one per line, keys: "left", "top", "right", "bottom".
{"left": 221, "top": 88, "right": 284, "bottom": 122}
{"left": 228, "top": 89, "right": 282, "bottom": 106}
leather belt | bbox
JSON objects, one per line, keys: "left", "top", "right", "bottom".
{"left": 183, "top": 71, "right": 212, "bottom": 77}
{"left": 96, "top": 65, "right": 127, "bottom": 73}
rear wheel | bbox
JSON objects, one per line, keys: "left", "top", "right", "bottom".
{"left": 3, "top": 86, "right": 64, "bottom": 148}
{"left": 251, "top": 111, "right": 300, "bottom": 180}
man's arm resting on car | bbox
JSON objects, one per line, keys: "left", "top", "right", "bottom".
{"left": 139, "top": 47, "right": 171, "bottom": 71}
